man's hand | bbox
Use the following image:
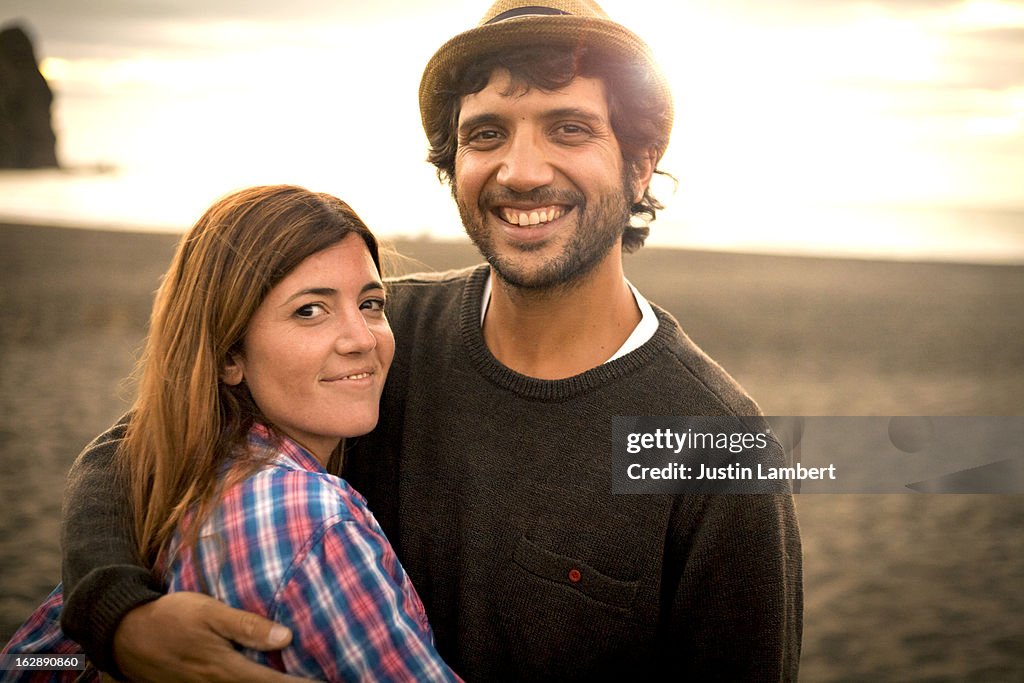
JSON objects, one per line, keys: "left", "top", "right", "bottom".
{"left": 113, "top": 592, "right": 312, "bottom": 682}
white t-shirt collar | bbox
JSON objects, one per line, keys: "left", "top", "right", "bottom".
{"left": 479, "top": 272, "right": 657, "bottom": 363}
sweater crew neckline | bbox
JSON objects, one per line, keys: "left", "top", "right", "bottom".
{"left": 457, "top": 265, "right": 678, "bottom": 401}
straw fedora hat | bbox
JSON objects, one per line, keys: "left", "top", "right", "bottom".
{"left": 418, "top": 0, "right": 673, "bottom": 152}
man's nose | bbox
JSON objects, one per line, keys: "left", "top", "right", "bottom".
{"left": 496, "top": 133, "right": 554, "bottom": 192}
{"left": 334, "top": 314, "right": 377, "bottom": 355}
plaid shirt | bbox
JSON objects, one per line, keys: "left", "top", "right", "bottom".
{"left": 2, "top": 424, "right": 460, "bottom": 682}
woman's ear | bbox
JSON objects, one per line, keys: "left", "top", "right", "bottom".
{"left": 221, "top": 353, "right": 245, "bottom": 386}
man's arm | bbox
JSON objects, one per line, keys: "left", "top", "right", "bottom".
{"left": 666, "top": 492, "right": 803, "bottom": 681}
{"left": 60, "top": 422, "right": 304, "bottom": 682}
{"left": 60, "top": 420, "right": 160, "bottom": 672}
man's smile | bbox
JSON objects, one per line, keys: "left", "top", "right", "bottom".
{"left": 497, "top": 205, "right": 569, "bottom": 226}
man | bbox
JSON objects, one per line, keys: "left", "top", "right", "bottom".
{"left": 59, "top": 1, "right": 802, "bottom": 680}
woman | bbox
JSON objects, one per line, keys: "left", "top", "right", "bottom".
{"left": 3, "top": 186, "right": 460, "bottom": 682}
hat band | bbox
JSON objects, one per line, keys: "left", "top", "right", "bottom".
{"left": 485, "top": 6, "right": 572, "bottom": 25}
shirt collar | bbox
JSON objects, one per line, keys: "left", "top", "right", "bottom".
{"left": 479, "top": 272, "right": 658, "bottom": 363}
{"left": 247, "top": 422, "right": 327, "bottom": 474}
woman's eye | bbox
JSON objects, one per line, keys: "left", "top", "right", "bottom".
{"left": 361, "top": 298, "right": 386, "bottom": 313}
{"left": 294, "top": 303, "right": 327, "bottom": 319}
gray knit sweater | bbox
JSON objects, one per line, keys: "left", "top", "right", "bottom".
{"left": 61, "top": 265, "right": 802, "bottom": 681}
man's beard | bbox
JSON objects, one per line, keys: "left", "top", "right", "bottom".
{"left": 456, "top": 173, "right": 634, "bottom": 291}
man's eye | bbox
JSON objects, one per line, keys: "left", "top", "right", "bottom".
{"left": 466, "top": 129, "right": 503, "bottom": 144}
{"left": 294, "top": 303, "right": 327, "bottom": 319}
{"left": 556, "top": 123, "right": 589, "bottom": 136}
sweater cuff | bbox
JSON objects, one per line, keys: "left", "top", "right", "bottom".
{"left": 60, "top": 565, "right": 164, "bottom": 680}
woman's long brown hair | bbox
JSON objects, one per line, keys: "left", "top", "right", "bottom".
{"left": 118, "top": 185, "right": 381, "bottom": 569}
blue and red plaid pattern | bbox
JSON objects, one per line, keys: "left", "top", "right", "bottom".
{"left": 2, "top": 423, "right": 459, "bottom": 682}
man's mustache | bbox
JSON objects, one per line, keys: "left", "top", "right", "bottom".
{"left": 479, "top": 187, "right": 585, "bottom": 207}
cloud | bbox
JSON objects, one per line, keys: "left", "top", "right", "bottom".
{"left": 942, "top": 27, "right": 1024, "bottom": 89}
{"left": 2, "top": 0, "right": 463, "bottom": 61}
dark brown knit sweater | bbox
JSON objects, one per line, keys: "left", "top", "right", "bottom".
{"left": 61, "top": 265, "right": 802, "bottom": 681}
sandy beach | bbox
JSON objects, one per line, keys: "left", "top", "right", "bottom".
{"left": 1, "top": 222, "right": 1022, "bottom": 680}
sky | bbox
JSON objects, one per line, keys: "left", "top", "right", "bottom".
{"left": 1, "top": 0, "right": 1023, "bottom": 254}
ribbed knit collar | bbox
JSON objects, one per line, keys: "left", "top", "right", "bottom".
{"left": 458, "top": 264, "right": 681, "bottom": 401}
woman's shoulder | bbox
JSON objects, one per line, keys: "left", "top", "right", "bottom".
{"left": 225, "top": 457, "right": 370, "bottom": 532}
{"left": 223, "top": 425, "right": 373, "bottom": 527}
{"left": 166, "top": 457, "right": 376, "bottom": 602}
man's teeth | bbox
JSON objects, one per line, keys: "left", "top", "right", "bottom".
{"left": 500, "top": 207, "right": 565, "bottom": 226}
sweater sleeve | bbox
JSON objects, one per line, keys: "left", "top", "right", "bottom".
{"left": 666, "top": 493, "right": 803, "bottom": 681}
{"left": 59, "top": 418, "right": 164, "bottom": 678}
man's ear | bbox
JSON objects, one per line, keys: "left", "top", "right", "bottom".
{"left": 221, "top": 353, "right": 244, "bottom": 386}
{"left": 631, "top": 147, "right": 657, "bottom": 204}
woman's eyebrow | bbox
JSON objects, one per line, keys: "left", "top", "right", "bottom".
{"left": 282, "top": 287, "right": 336, "bottom": 304}
{"left": 282, "top": 281, "right": 384, "bottom": 305}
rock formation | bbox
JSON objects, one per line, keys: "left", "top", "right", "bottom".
{"left": 0, "top": 23, "right": 58, "bottom": 168}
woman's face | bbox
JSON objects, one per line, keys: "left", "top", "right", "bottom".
{"left": 222, "top": 233, "right": 394, "bottom": 463}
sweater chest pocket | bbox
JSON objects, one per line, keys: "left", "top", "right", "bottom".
{"left": 491, "top": 535, "right": 656, "bottom": 678}
{"left": 511, "top": 535, "right": 639, "bottom": 610}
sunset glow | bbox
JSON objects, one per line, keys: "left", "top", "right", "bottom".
{"left": 2, "top": 0, "right": 1022, "bottom": 260}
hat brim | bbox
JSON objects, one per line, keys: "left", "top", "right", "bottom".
{"left": 419, "top": 15, "right": 673, "bottom": 150}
